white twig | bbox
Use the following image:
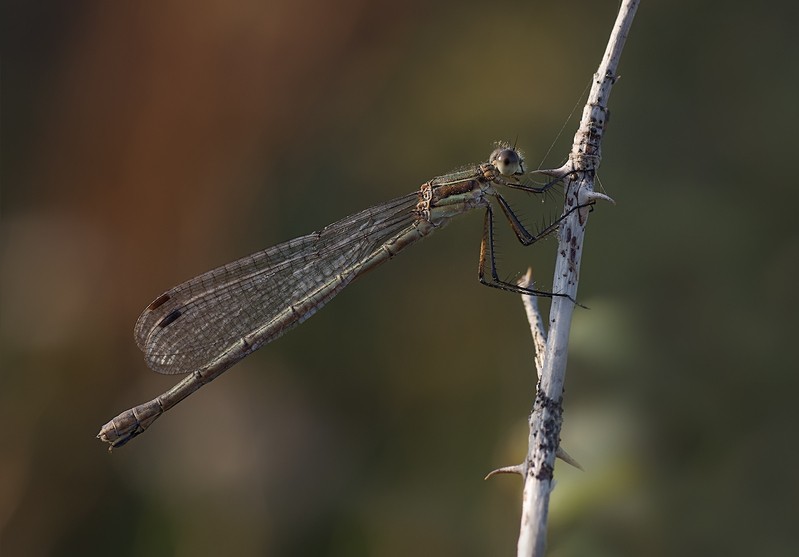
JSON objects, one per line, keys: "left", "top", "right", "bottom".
{"left": 519, "top": 270, "right": 585, "bottom": 473}
{"left": 519, "top": 269, "right": 547, "bottom": 377}
{"left": 484, "top": 270, "right": 582, "bottom": 481}
{"left": 515, "top": 2, "right": 638, "bottom": 556}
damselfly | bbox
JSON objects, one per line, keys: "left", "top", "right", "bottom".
{"left": 98, "top": 145, "right": 577, "bottom": 448}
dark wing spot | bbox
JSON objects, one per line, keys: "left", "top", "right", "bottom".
{"left": 158, "top": 309, "right": 182, "bottom": 328}
{"left": 147, "top": 293, "right": 171, "bottom": 310}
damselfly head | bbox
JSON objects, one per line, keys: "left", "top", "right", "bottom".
{"left": 490, "top": 146, "right": 525, "bottom": 177}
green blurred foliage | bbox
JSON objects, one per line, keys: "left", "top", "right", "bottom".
{"left": 2, "top": 1, "right": 798, "bottom": 555}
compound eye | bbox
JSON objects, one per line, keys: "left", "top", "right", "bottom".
{"left": 490, "top": 148, "right": 523, "bottom": 176}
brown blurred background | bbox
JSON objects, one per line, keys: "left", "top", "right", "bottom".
{"left": 2, "top": 1, "right": 798, "bottom": 555}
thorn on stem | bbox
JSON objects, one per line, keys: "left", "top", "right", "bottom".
{"left": 485, "top": 463, "right": 526, "bottom": 480}
{"left": 582, "top": 190, "right": 615, "bottom": 205}
{"left": 533, "top": 164, "right": 571, "bottom": 179}
{"left": 556, "top": 446, "right": 584, "bottom": 471}
{"left": 485, "top": 447, "right": 582, "bottom": 482}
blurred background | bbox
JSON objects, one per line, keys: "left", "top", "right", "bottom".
{"left": 2, "top": 0, "right": 798, "bottom": 555}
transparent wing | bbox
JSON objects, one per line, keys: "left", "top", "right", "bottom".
{"left": 135, "top": 192, "right": 420, "bottom": 374}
